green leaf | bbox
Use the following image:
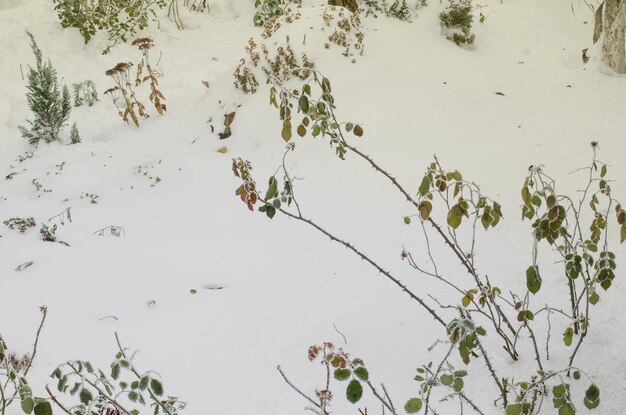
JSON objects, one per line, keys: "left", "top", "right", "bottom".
{"left": 559, "top": 404, "right": 575, "bottom": 415}
{"left": 404, "top": 216, "right": 411, "bottom": 225}
{"left": 585, "top": 384, "right": 600, "bottom": 402}
{"left": 57, "top": 375, "right": 67, "bottom": 392}
{"left": 128, "top": 391, "right": 139, "bottom": 402}
{"left": 481, "top": 211, "right": 493, "bottom": 229}
{"left": 21, "top": 398, "right": 34, "bottom": 414}
{"left": 517, "top": 310, "right": 534, "bottom": 322}
{"left": 281, "top": 126, "right": 292, "bottom": 142}
{"left": 312, "top": 125, "right": 320, "bottom": 137}
{"left": 526, "top": 266, "right": 542, "bottom": 294}
{"left": 440, "top": 374, "right": 453, "bottom": 386}
{"left": 334, "top": 368, "right": 351, "bottom": 381}
{"left": 531, "top": 195, "right": 542, "bottom": 207}
{"left": 139, "top": 376, "right": 149, "bottom": 390}
{"left": 553, "top": 384, "right": 567, "bottom": 398}
{"left": 69, "top": 382, "right": 80, "bottom": 395}
{"left": 521, "top": 186, "right": 530, "bottom": 204}
{"left": 321, "top": 77, "right": 331, "bottom": 93}
{"left": 600, "top": 164, "right": 607, "bottom": 178}
{"left": 563, "top": 327, "right": 573, "bottom": 346}
{"left": 584, "top": 398, "right": 600, "bottom": 409}
{"left": 419, "top": 201, "right": 432, "bottom": 220}
{"left": 506, "top": 403, "right": 522, "bottom": 415}
{"left": 150, "top": 378, "right": 163, "bottom": 396}
{"left": 353, "top": 367, "right": 369, "bottom": 381}
{"left": 447, "top": 205, "right": 463, "bottom": 229}
{"left": 79, "top": 388, "right": 93, "bottom": 405}
{"left": 621, "top": 224, "right": 626, "bottom": 243}
{"left": 299, "top": 96, "right": 309, "bottom": 113}
{"left": 34, "top": 402, "right": 52, "bottom": 415}
{"left": 418, "top": 176, "right": 430, "bottom": 196}
{"left": 266, "top": 205, "right": 276, "bottom": 219}
{"left": 346, "top": 379, "right": 363, "bottom": 404}
{"left": 453, "top": 377, "right": 464, "bottom": 392}
{"left": 404, "top": 398, "right": 423, "bottom": 414}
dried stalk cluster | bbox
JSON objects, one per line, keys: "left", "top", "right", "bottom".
{"left": 104, "top": 38, "right": 166, "bottom": 127}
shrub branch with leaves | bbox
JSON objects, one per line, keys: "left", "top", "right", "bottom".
{"left": 52, "top": 0, "right": 166, "bottom": 53}
{"left": 0, "top": 307, "right": 49, "bottom": 415}
{"left": 49, "top": 333, "right": 184, "bottom": 415}
{"left": 231, "top": 55, "right": 620, "bottom": 413}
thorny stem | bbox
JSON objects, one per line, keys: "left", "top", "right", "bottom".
{"left": 262, "top": 195, "right": 445, "bottom": 326}
{"left": 525, "top": 324, "right": 544, "bottom": 372}
{"left": 45, "top": 385, "right": 72, "bottom": 415}
{"left": 366, "top": 381, "right": 396, "bottom": 415}
{"left": 273, "top": 71, "right": 519, "bottom": 358}
{"left": 114, "top": 333, "right": 175, "bottom": 415}
{"left": 474, "top": 336, "right": 507, "bottom": 408}
{"left": 281, "top": 145, "right": 303, "bottom": 217}
{"left": 457, "top": 392, "right": 486, "bottom": 415}
{"left": 276, "top": 366, "right": 324, "bottom": 413}
{"left": 568, "top": 285, "right": 590, "bottom": 370}
{"left": 340, "top": 138, "right": 519, "bottom": 360}
{"left": 24, "top": 305, "right": 47, "bottom": 376}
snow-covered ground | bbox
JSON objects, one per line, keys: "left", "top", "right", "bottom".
{"left": 1, "top": 0, "right": 625, "bottom": 414}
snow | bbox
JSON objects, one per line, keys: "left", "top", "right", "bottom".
{"left": 1, "top": 1, "right": 626, "bottom": 414}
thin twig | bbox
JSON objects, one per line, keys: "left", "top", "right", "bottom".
{"left": 424, "top": 342, "right": 454, "bottom": 415}
{"left": 45, "top": 385, "right": 72, "bottom": 415}
{"left": 267, "top": 199, "right": 445, "bottom": 327}
{"left": 333, "top": 324, "right": 347, "bottom": 344}
{"left": 366, "top": 381, "right": 396, "bottom": 415}
{"left": 381, "top": 383, "right": 396, "bottom": 414}
{"left": 277, "top": 365, "right": 322, "bottom": 410}
{"left": 458, "top": 392, "right": 486, "bottom": 415}
{"left": 24, "top": 305, "right": 47, "bottom": 376}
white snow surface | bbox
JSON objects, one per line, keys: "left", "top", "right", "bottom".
{"left": 1, "top": 1, "right": 626, "bottom": 414}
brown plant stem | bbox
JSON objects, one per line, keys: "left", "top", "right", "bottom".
{"left": 262, "top": 196, "right": 445, "bottom": 327}
{"left": 45, "top": 385, "right": 71, "bottom": 415}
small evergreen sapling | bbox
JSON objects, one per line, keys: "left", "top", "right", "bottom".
{"left": 72, "top": 80, "right": 98, "bottom": 107}
{"left": 19, "top": 32, "right": 72, "bottom": 145}
{"left": 70, "top": 123, "right": 81, "bottom": 144}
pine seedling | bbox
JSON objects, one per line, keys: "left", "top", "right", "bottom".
{"left": 69, "top": 122, "right": 81, "bottom": 144}
{"left": 72, "top": 80, "right": 98, "bottom": 107}
{"left": 19, "top": 32, "right": 71, "bottom": 145}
